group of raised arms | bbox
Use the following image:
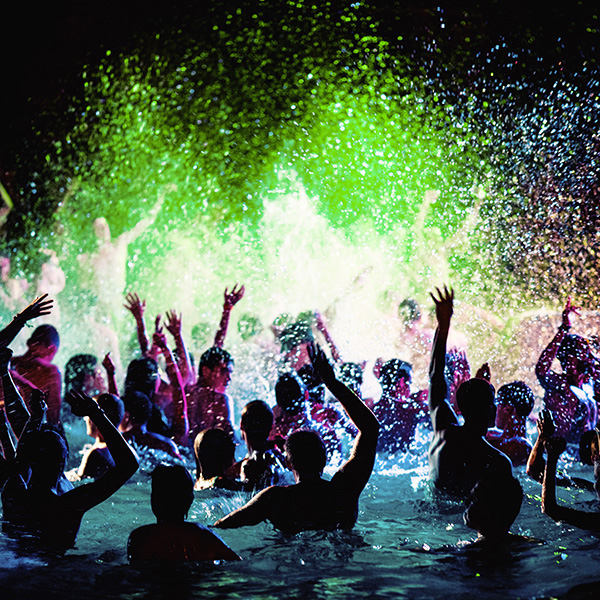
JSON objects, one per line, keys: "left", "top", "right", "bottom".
{"left": 0, "top": 283, "right": 599, "bottom": 561}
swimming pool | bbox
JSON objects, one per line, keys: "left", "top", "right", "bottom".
{"left": 1, "top": 429, "right": 598, "bottom": 600}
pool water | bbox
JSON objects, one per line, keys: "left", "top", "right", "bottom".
{"left": 1, "top": 427, "right": 599, "bottom": 600}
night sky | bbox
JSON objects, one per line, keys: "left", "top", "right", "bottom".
{"left": 2, "top": 1, "right": 598, "bottom": 165}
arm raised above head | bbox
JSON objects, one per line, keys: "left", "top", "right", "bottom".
{"left": 536, "top": 298, "right": 579, "bottom": 384}
{"left": 0, "top": 294, "right": 53, "bottom": 349}
{"left": 124, "top": 292, "right": 149, "bottom": 356}
{"left": 60, "top": 391, "right": 139, "bottom": 513}
{"left": 428, "top": 286, "right": 459, "bottom": 431}
{"left": 214, "top": 284, "right": 245, "bottom": 348}
{"left": 308, "top": 343, "right": 379, "bottom": 489}
{"left": 164, "top": 309, "right": 193, "bottom": 386}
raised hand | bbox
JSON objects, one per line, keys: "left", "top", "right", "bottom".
{"left": 124, "top": 292, "right": 146, "bottom": 321}
{"left": 224, "top": 284, "right": 245, "bottom": 308}
{"left": 561, "top": 297, "right": 580, "bottom": 329}
{"left": 544, "top": 435, "right": 567, "bottom": 459}
{"left": 102, "top": 352, "right": 116, "bottom": 376}
{"left": 307, "top": 342, "right": 335, "bottom": 385}
{"left": 164, "top": 309, "right": 182, "bottom": 337}
{"left": 65, "top": 390, "right": 100, "bottom": 418}
{"left": 536, "top": 409, "right": 556, "bottom": 439}
{"left": 430, "top": 285, "right": 454, "bottom": 330}
{"left": 153, "top": 328, "right": 168, "bottom": 351}
{"left": 16, "top": 294, "right": 53, "bottom": 323}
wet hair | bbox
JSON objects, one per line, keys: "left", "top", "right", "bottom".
{"left": 285, "top": 429, "right": 327, "bottom": 477}
{"left": 275, "top": 372, "right": 307, "bottom": 414}
{"left": 64, "top": 354, "right": 98, "bottom": 395}
{"left": 199, "top": 347, "right": 234, "bottom": 372}
{"left": 125, "top": 357, "right": 159, "bottom": 400}
{"left": 123, "top": 390, "right": 153, "bottom": 425}
{"left": 17, "top": 427, "right": 69, "bottom": 487}
{"left": 28, "top": 324, "right": 60, "bottom": 349}
{"left": 278, "top": 321, "right": 314, "bottom": 354}
{"left": 240, "top": 400, "right": 273, "bottom": 439}
{"left": 237, "top": 314, "right": 262, "bottom": 341}
{"left": 95, "top": 393, "right": 125, "bottom": 428}
{"left": 338, "top": 362, "right": 364, "bottom": 389}
{"left": 496, "top": 381, "right": 535, "bottom": 418}
{"left": 557, "top": 334, "right": 589, "bottom": 370}
{"left": 464, "top": 475, "right": 523, "bottom": 537}
{"left": 338, "top": 362, "right": 364, "bottom": 397}
{"left": 379, "top": 359, "right": 412, "bottom": 392}
{"left": 456, "top": 378, "right": 496, "bottom": 424}
{"left": 399, "top": 298, "right": 420, "bottom": 325}
{"left": 193, "top": 428, "right": 235, "bottom": 479}
{"left": 151, "top": 465, "right": 194, "bottom": 521}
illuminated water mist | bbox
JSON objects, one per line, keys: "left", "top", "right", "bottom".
{"left": 4, "top": 2, "right": 600, "bottom": 399}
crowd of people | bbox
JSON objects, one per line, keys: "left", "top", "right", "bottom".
{"left": 0, "top": 282, "right": 599, "bottom": 561}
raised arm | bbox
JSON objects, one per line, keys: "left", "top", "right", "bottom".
{"left": 0, "top": 294, "right": 53, "bottom": 348}
{"left": 214, "top": 284, "right": 245, "bottom": 348}
{"left": 314, "top": 311, "right": 342, "bottom": 363}
{"left": 164, "top": 309, "right": 193, "bottom": 386}
{"left": 536, "top": 298, "right": 578, "bottom": 384}
{"left": 526, "top": 409, "right": 554, "bottom": 483}
{"left": 153, "top": 329, "right": 189, "bottom": 445}
{"left": 124, "top": 292, "right": 149, "bottom": 356}
{"left": 102, "top": 352, "right": 119, "bottom": 396}
{"left": 429, "top": 286, "right": 459, "bottom": 431}
{"left": 0, "top": 347, "right": 30, "bottom": 440}
{"left": 308, "top": 343, "right": 379, "bottom": 488}
{"left": 542, "top": 435, "right": 600, "bottom": 529}
{"left": 60, "top": 391, "right": 139, "bottom": 513}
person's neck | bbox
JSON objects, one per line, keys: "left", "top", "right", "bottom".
{"left": 462, "top": 421, "right": 488, "bottom": 437}
{"left": 501, "top": 416, "right": 526, "bottom": 438}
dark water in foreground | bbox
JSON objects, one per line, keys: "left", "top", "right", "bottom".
{"left": 1, "top": 436, "right": 599, "bottom": 600}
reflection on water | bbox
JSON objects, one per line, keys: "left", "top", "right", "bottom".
{"left": 2, "top": 435, "right": 600, "bottom": 600}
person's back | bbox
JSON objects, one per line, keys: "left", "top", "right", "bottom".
{"left": 12, "top": 324, "right": 62, "bottom": 425}
{"left": 428, "top": 287, "right": 512, "bottom": 497}
{"left": 193, "top": 428, "right": 242, "bottom": 491}
{"left": 67, "top": 393, "right": 125, "bottom": 481}
{"left": 233, "top": 400, "right": 288, "bottom": 490}
{"left": 121, "top": 390, "right": 182, "bottom": 460}
{"left": 128, "top": 465, "right": 240, "bottom": 561}
{"left": 214, "top": 344, "right": 379, "bottom": 534}
{"left": 487, "top": 381, "right": 535, "bottom": 467}
{"left": 2, "top": 391, "right": 138, "bottom": 553}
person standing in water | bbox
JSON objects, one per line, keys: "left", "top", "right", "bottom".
{"left": 128, "top": 465, "right": 241, "bottom": 561}
{"left": 427, "top": 286, "right": 512, "bottom": 498}
{"left": 214, "top": 343, "right": 379, "bottom": 534}
{"left": 1, "top": 390, "right": 139, "bottom": 553}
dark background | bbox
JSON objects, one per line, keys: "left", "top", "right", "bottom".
{"left": 2, "top": 1, "right": 598, "bottom": 169}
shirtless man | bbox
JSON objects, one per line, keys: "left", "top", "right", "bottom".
{"left": 1, "top": 390, "right": 138, "bottom": 553}
{"left": 128, "top": 465, "right": 240, "bottom": 561}
{"left": 185, "top": 347, "right": 235, "bottom": 443}
{"left": 427, "top": 286, "right": 513, "bottom": 498}
{"left": 11, "top": 323, "right": 62, "bottom": 426}
{"left": 213, "top": 343, "right": 379, "bottom": 534}
{"left": 486, "top": 381, "right": 535, "bottom": 467}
